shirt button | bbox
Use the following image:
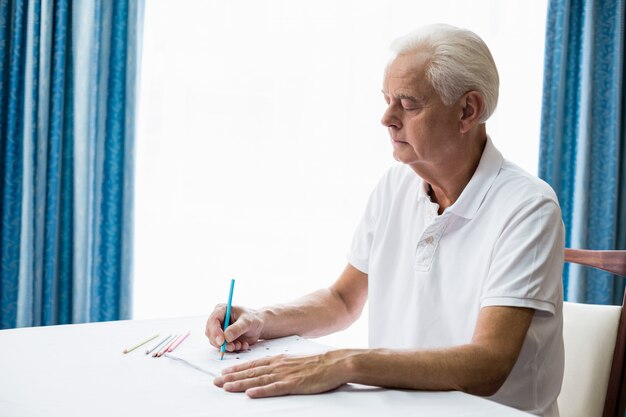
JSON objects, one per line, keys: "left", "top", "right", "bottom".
{"left": 424, "top": 236, "right": 434, "bottom": 244}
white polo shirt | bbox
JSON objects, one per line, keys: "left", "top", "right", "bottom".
{"left": 348, "top": 137, "right": 564, "bottom": 417}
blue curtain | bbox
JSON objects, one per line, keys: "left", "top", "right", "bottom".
{"left": 540, "top": 0, "right": 626, "bottom": 304}
{"left": 0, "top": 0, "right": 144, "bottom": 328}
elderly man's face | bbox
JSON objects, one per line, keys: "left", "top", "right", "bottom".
{"left": 381, "top": 51, "right": 463, "bottom": 171}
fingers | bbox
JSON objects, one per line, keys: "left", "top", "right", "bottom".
{"left": 226, "top": 376, "right": 279, "bottom": 394}
{"left": 221, "top": 357, "right": 274, "bottom": 375}
{"left": 215, "top": 365, "right": 274, "bottom": 389}
{"left": 206, "top": 305, "right": 261, "bottom": 351}
{"left": 223, "top": 340, "right": 245, "bottom": 352}
{"left": 246, "top": 382, "right": 292, "bottom": 398}
{"left": 205, "top": 304, "right": 227, "bottom": 348}
{"left": 214, "top": 362, "right": 292, "bottom": 398}
{"left": 206, "top": 305, "right": 250, "bottom": 348}
{"left": 222, "top": 318, "right": 250, "bottom": 346}
{"left": 215, "top": 363, "right": 292, "bottom": 398}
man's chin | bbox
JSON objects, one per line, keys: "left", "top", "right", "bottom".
{"left": 392, "top": 150, "right": 417, "bottom": 165}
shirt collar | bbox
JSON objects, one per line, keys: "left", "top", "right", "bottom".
{"left": 417, "top": 176, "right": 433, "bottom": 202}
{"left": 445, "top": 135, "right": 503, "bottom": 219}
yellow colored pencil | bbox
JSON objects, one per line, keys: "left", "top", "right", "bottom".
{"left": 123, "top": 333, "right": 159, "bottom": 354}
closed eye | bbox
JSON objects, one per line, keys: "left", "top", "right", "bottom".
{"left": 400, "top": 99, "right": 420, "bottom": 111}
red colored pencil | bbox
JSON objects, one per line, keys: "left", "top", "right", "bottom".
{"left": 167, "top": 331, "right": 191, "bottom": 353}
{"left": 154, "top": 334, "right": 180, "bottom": 357}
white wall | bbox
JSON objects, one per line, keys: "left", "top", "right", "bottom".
{"left": 134, "top": 0, "right": 548, "bottom": 348}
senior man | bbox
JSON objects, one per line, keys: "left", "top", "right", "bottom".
{"left": 206, "top": 24, "right": 564, "bottom": 417}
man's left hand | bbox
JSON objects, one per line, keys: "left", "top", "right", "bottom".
{"left": 214, "top": 351, "right": 350, "bottom": 398}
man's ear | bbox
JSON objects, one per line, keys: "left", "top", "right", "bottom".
{"left": 459, "top": 91, "right": 484, "bottom": 133}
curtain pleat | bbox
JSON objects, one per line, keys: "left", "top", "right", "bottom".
{"left": 1, "top": 0, "right": 27, "bottom": 329}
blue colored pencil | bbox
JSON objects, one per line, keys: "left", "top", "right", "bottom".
{"left": 155, "top": 334, "right": 179, "bottom": 357}
{"left": 220, "top": 279, "right": 236, "bottom": 360}
{"left": 146, "top": 334, "right": 172, "bottom": 355}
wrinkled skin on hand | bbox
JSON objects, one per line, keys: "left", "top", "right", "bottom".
{"left": 213, "top": 351, "right": 349, "bottom": 398}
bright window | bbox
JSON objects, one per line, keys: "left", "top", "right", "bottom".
{"left": 134, "top": 0, "right": 548, "bottom": 348}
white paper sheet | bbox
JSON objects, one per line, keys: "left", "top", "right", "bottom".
{"left": 164, "top": 335, "right": 331, "bottom": 377}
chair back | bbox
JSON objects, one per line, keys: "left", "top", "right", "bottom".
{"left": 557, "top": 249, "right": 626, "bottom": 417}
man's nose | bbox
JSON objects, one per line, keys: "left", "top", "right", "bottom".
{"left": 381, "top": 106, "right": 400, "bottom": 129}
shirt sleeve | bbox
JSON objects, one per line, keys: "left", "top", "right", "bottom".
{"left": 480, "top": 196, "right": 565, "bottom": 316}
{"left": 346, "top": 171, "right": 390, "bottom": 274}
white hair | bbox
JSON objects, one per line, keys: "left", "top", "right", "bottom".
{"left": 389, "top": 24, "right": 499, "bottom": 123}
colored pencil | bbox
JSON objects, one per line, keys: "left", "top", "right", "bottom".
{"left": 123, "top": 333, "right": 159, "bottom": 354}
{"left": 220, "top": 279, "right": 236, "bottom": 360}
{"left": 154, "top": 334, "right": 179, "bottom": 357}
{"left": 146, "top": 334, "right": 172, "bottom": 355}
{"left": 168, "top": 331, "right": 191, "bottom": 352}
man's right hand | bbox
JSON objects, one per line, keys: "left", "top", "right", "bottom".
{"left": 205, "top": 304, "right": 265, "bottom": 352}
{"left": 205, "top": 264, "right": 368, "bottom": 352}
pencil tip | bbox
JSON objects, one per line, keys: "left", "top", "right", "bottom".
{"left": 220, "top": 352, "right": 224, "bottom": 360}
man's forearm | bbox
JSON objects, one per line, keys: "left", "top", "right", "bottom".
{"left": 332, "top": 344, "right": 511, "bottom": 396}
{"left": 330, "top": 306, "right": 532, "bottom": 396}
{"left": 259, "top": 288, "right": 360, "bottom": 340}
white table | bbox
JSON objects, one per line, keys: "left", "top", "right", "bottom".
{"left": 0, "top": 316, "right": 532, "bottom": 417}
